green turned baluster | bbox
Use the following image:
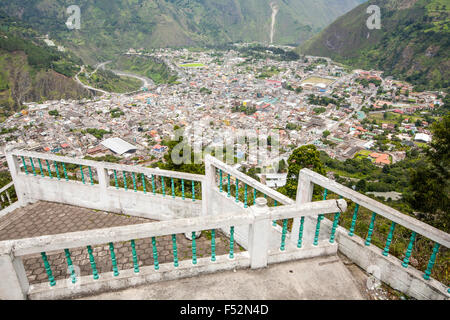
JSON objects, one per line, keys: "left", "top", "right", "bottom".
{"left": 29, "top": 157, "right": 36, "bottom": 176}
{"left": 227, "top": 174, "right": 231, "bottom": 197}
{"left": 132, "top": 172, "right": 137, "bottom": 192}
{"left": 113, "top": 170, "right": 119, "bottom": 189}
{"left": 38, "top": 159, "right": 44, "bottom": 177}
{"left": 280, "top": 219, "right": 288, "bottom": 251}
{"left": 181, "top": 179, "right": 185, "bottom": 200}
{"left": 171, "top": 177, "right": 175, "bottom": 198}
{"left": 21, "top": 156, "right": 28, "bottom": 175}
{"left": 330, "top": 196, "right": 343, "bottom": 243}
{"left": 313, "top": 189, "right": 328, "bottom": 246}
{"left": 402, "top": 232, "right": 417, "bottom": 268}
{"left": 64, "top": 249, "right": 77, "bottom": 284}
{"left": 297, "top": 217, "right": 305, "bottom": 248}
{"left": 46, "top": 160, "right": 53, "bottom": 178}
{"left": 79, "top": 165, "right": 85, "bottom": 183}
{"left": 365, "top": 212, "right": 377, "bottom": 246}
{"left": 244, "top": 184, "right": 248, "bottom": 208}
{"left": 253, "top": 189, "right": 256, "bottom": 205}
{"left": 192, "top": 180, "right": 196, "bottom": 201}
{"left": 348, "top": 203, "right": 360, "bottom": 236}
{"left": 88, "top": 166, "right": 94, "bottom": 185}
{"left": 235, "top": 178, "right": 239, "bottom": 203}
{"left": 109, "top": 242, "right": 119, "bottom": 276}
{"left": 41, "top": 252, "right": 56, "bottom": 286}
{"left": 382, "top": 222, "right": 397, "bottom": 256}
{"left": 130, "top": 240, "right": 139, "bottom": 273}
{"left": 122, "top": 171, "right": 128, "bottom": 190}
{"left": 219, "top": 169, "right": 223, "bottom": 192}
{"left": 423, "top": 243, "right": 440, "bottom": 280}
{"left": 152, "top": 237, "right": 159, "bottom": 270}
{"left": 229, "top": 226, "right": 235, "bottom": 259}
{"left": 192, "top": 232, "right": 197, "bottom": 265}
{"left": 141, "top": 174, "right": 147, "bottom": 194}
{"left": 172, "top": 234, "right": 179, "bottom": 267}
{"left": 54, "top": 161, "right": 61, "bottom": 180}
{"left": 62, "top": 162, "right": 69, "bottom": 181}
{"left": 151, "top": 175, "right": 156, "bottom": 195}
{"left": 161, "top": 176, "right": 165, "bottom": 196}
{"left": 211, "top": 229, "right": 216, "bottom": 262}
{"left": 87, "top": 245, "right": 99, "bottom": 280}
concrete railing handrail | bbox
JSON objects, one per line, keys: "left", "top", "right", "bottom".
{"left": 205, "top": 155, "right": 294, "bottom": 205}
{"left": 10, "top": 149, "right": 205, "bottom": 182}
{"left": 0, "top": 199, "right": 345, "bottom": 257}
{"left": 0, "top": 182, "right": 14, "bottom": 194}
{"left": 299, "top": 168, "right": 450, "bottom": 248}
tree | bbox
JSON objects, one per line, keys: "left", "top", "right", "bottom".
{"left": 406, "top": 115, "right": 450, "bottom": 231}
{"left": 356, "top": 179, "right": 367, "bottom": 192}
{"left": 278, "top": 145, "right": 326, "bottom": 199}
{"left": 322, "top": 130, "right": 330, "bottom": 138}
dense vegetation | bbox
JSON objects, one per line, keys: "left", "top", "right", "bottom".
{"left": 299, "top": 0, "right": 450, "bottom": 91}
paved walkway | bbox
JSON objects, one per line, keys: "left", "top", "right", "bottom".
{"left": 0, "top": 201, "right": 237, "bottom": 285}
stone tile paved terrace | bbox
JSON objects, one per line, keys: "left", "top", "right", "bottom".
{"left": 0, "top": 149, "right": 448, "bottom": 300}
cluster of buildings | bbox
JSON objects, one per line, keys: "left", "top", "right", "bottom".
{"left": 0, "top": 46, "right": 445, "bottom": 174}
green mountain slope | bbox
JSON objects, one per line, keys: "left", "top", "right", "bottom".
{"left": 0, "top": 0, "right": 365, "bottom": 63}
{"left": 298, "top": 0, "right": 449, "bottom": 91}
{"left": 0, "top": 13, "right": 91, "bottom": 116}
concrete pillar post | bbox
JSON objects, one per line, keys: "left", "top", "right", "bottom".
{"left": 96, "top": 163, "right": 109, "bottom": 202}
{"left": 5, "top": 148, "right": 29, "bottom": 206}
{"left": 203, "top": 155, "right": 216, "bottom": 216}
{"left": 249, "top": 197, "right": 270, "bottom": 269}
{"left": 290, "top": 170, "right": 314, "bottom": 245}
{"left": 0, "top": 243, "right": 29, "bottom": 300}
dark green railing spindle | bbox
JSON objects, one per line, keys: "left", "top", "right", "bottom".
{"left": 348, "top": 203, "right": 360, "bottom": 236}
{"left": 21, "top": 156, "right": 28, "bottom": 175}
{"left": 38, "top": 159, "right": 44, "bottom": 177}
{"left": 152, "top": 237, "right": 159, "bottom": 270}
{"left": 280, "top": 219, "right": 288, "bottom": 251}
{"left": 365, "top": 212, "right": 377, "bottom": 246}
{"left": 109, "top": 242, "right": 119, "bottom": 276}
{"left": 88, "top": 166, "right": 94, "bottom": 185}
{"left": 122, "top": 171, "right": 128, "bottom": 190}
{"left": 253, "top": 189, "right": 256, "bottom": 205}
{"left": 313, "top": 189, "right": 328, "bottom": 246}
{"left": 181, "top": 179, "right": 185, "bottom": 200}
{"left": 297, "top": 217, "right": 305, "bottom": 248}
{"left": 141, "top": 174, "right": 147, "bottom": 194}
{"left": 54, "top": 161, "right": 61, "bottom": 180}
{"left": 87, "top": 245, "right": 99, "bottom": 280}
{"left": 219, "top": 169, "right": 223, "bottom": 192}
{"left": 40, "top": 252, "right": 56, "bottom": 286}
{"left": 382, "top": 222, "right": 396, "bottom": 256}
{"left": 244, "top": 184, "right": 248, "bottom": 208}
{"left": 172, "top": 234, "right": 179, "bottom": 267}
{"left": 151, "top": 175, "right": 156, "bottom": 195}
{"left": 161, "top": 176, "right": 165, "bottom": 196}
{"left": 192, "top": 232, "right": 197, "bottom": 265}
{"left": 171, "top": 178, "right": 175, "bottom": 198}
{"left": 211, "top": 229, "right": 216, "bottom": 262}
{"left": 46, "top": 160, "right": 53, "bottom": 179}
{"left": 235, "top": 178, "right": 239, "bottom": 203}
{"left": 227, "top": 174, "right": 231, "bottom": 197}
{"left": 113, "top": 170, "right": 119, "bottom": 189}
{"left": 132, "top": 172, "right": 137, "bottom": 192}
{"left": 423, "top": 243, "right": 440, "bottom": 280}
{"left": 64, "top": 249, "right": 77, "bottom": 283}
{"left": 229, "top": 226, "right": 235, "bottom": 259}
{"left": 29, "top": 157, "right": 36, "bottom": 176}
{"left": 130, "top": 240, "right": 139, "bottom": 273}
{"left": 402, "top": 232, "right": 417, "bottom": 268}
{"left": 192, "top": 180, "right": 195, "bottom": 201}
{"left": 79, "top": 165, "right": 85, "bottom": 183}
{"left": 62, "top": 162, "right": 69, "bottom": 181}
{"left": 330, "top": 196, "right": 343, "bottom": 243}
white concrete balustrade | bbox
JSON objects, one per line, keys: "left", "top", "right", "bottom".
{"left": 0, "top": 149, "right": 449, "bottom": 300}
